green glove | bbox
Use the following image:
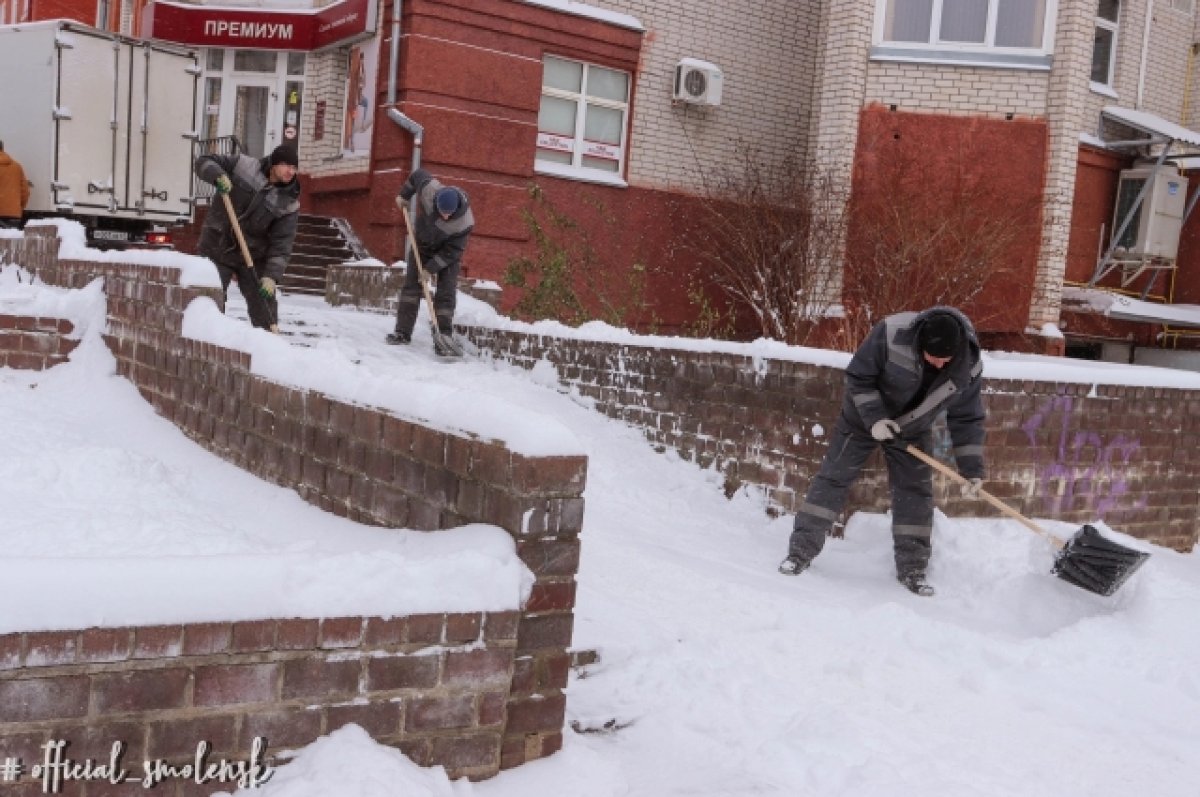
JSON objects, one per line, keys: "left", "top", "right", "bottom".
{"left": 258, "top": 277, "right": 276, "bottom": 298}
{"left": 215, "top": 174, "right": 232, "bottom": 194}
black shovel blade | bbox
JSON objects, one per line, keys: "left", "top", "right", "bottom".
{"left": 432, "top": 332, "right": 465, "bottom": 358}
{"left": 1051, "top": 524, "right": 1151, "bottom": 597}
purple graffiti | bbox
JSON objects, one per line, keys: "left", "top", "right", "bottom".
{"left": 1020, "top": 394, "right": 1148, "bottom": 520}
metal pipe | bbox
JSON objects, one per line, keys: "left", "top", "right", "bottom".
{"left": 1137, "top": 0, "right": 1153, "bottom": 109}
{"left": 385, "top": 0, "right": 421, "bottom": 167}
{"left": 386, "top": 0, "right": 400, "bottom": 105}
{"left": 385, "top": 0, "right": 423, "bottom": 261}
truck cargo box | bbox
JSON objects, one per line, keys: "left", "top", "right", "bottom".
{"left": 0, "top": 20, "right": 199, "bottom": 247}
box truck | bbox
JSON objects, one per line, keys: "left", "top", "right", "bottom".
{"left": 0, "top": 20, "right": 199, "bottom": 248}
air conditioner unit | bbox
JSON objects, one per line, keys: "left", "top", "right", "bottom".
{"left": 1112, "top": 163, "right": 1187, "bottom": 259}
{"left": 673, "top": 58, "right": 723, "bottom": 106}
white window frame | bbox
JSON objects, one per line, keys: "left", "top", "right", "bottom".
{"left": 535, "top": 55, "right": 630, "bottom": 187}
{"left": 1168, "top": 0, "right": 1193, "bottom": 13}
{"left": 1091, "top": 2, "right": 1120, "bottom": 91}
{"left": 871, "top": 0, "right": 1058, "bottom": 69}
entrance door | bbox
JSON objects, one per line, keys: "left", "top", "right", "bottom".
{"left": 223, "top": 77, "right": 279, "bottom": 159}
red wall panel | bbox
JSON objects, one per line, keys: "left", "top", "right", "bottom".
{"left": 848, "top": 106, "right": 1047, "bottom": 343}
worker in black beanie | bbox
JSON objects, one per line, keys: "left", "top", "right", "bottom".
{"left": 778, "top": 307, "right": 987, "bottom": 597}
{"left": 194, "top": 144, "right": 301, "bottom": 331}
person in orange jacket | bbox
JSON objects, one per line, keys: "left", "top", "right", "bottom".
{"left": 0, "top": 140, "right": 30, "bottom": 229}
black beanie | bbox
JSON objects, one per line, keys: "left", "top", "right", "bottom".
{"left": 918, "top": 313, "right": 962, "bottom": 357}
{"left": 269, "top": 145, "right": 298, "bottom": 167}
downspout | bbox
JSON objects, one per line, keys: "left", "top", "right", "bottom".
{"left": 385, "top": 0, "right": 421, "bottom": 157}
{"left": 1136, "top": 0, "right": 1154, "bottom": 109}
{"left": 386, "top": 0, "right": 422, "bottom": 256}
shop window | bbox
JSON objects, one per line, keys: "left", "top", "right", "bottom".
{"left": 536, "top": 55, "right": 629, "bottom": 184}
{"left": 1091, "top": 0, "right": 1119, "bottom": 88}
{"left": 874, "top": 0, "right": 1055, "bottom": 63}
{"left": 233, "top": 50, "right": 277, "bottom": 73}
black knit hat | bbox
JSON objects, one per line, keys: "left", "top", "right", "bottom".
{"left": 918, "top": 313, "right": 962, "bottom": 358}
{"left": 269, "top": 145, "right": 298, "bottom": 167}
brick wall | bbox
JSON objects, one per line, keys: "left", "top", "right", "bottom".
{"left": 596, "top": 0, "right": 819, "bottom": 192}
{"left": 325, "top": 264, "right": 502, "bottom": 315}
{"left": 462, "top": 326, "right": 1200, "bottom": 553}
{"left": 0, "top": 229, "right": 587, "bottom": 776}
{"left": 0, "top": 314, "right": 78, "bottom": 370}
{"left": 865, "top": 62, "right": 1050, "bottom": 117}
{"left": 0, "top": 612, "right": 517, "bottom": 789}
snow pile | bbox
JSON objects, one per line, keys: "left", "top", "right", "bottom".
{"left": 0, "top": 313, "right": 532, "bottom": 632}
{"left": 24, "top": 218, "right": 221, "bottom": 288}
{"left": 0, "top": 266, "right": 106, "bottom": 339}
{"left": 213, "top": 725, "right": 470, "bottom": 797}
{"left": 181, "top": 297, "right": 582, "bottom": 457}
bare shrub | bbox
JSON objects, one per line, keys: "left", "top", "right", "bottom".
{"left": 680, "top": 144, "right": 849, "bottom": 346}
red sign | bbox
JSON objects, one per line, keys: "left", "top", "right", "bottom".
{"left": 142, "top": 0, "right": 376, "bottom": 51}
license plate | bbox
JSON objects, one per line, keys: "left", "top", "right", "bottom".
{"left": 92, "top": 229, "right": 130, "bottom": 241}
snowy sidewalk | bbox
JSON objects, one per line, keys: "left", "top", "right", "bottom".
{"left": 3, "top": 284, "right": 1199, "bottom": 796}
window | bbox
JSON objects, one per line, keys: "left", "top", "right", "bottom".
{"left": 1091, "top": 0, "right": 1119, "bottom": 88}
{"left": 536, "top": 55, "right": 630, "bottom": 182}
{"left": 875, "top": 0, "right": 1055, "bottom": 63}
{"left": 233, "top": 50, "right": 278, "bottom": 73}
{"left": 1169, "top": 0, "right": 1192, "bottom": 12}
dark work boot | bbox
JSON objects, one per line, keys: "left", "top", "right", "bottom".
{"left": 778, "top": 555, "right": 810, "bottom": 576}
{"left": 386, "top": 331, "right": 412, "bottom": 345}
{"left": 899, "top": 571, "right": 935, "bottom": 596}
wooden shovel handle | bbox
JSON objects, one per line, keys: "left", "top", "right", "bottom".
{"left": 221, "top": 192, "right": 279, "bottom": 333}
{"left": 900, "top": 442, "right": 1063, "bottom": 548}
{"left": 400, "top": 205, "right": 441, "bottom": 327}
{"left": 221, "top": 192, "right": 255, "bottom": 274}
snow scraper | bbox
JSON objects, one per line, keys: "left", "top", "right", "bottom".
{"left": 400, "top": 205, "right": 464, "bottom": 358}
{"left": 902, "top": 443, "right": 1149, "bottom": 596}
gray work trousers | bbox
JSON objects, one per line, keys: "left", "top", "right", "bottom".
{"left": 788, "top": 417, "right": 934, "bottom": 576}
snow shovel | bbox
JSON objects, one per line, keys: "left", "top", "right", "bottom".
{"left": 901, "top": 443, "right": 1149, "bottom": 596}
{"left": 400, "top": 204, "right": 463, "bottom": 358}
{"left": 221, "top": 192, "right": 279, "bottom": 333}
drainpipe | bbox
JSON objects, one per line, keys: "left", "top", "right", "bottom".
{"left": 1136, "top": 0, "right": 1154, "bottom": 110}
{"left": 386, "top": 0, "right": 422, "bottom": 258}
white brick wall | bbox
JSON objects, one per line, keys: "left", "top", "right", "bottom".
{"left": 594, "top": 1, "right": 819, "bottom": 193}
{"left": 865, "top": 63, "right": 1050, "bottom": 117}
{"left": 300, "top": 41, "right": 371, "bottom": 179}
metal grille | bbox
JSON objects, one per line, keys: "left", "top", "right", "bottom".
{"left": 192, "top": 135, "right": 241, "bottom": 206}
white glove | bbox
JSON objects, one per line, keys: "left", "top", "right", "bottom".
{"left": 870, "top": 419, "right": 902, "bottom": 442}
{"left": 960, "top": 477, "right": 983, "bottom": 499}
{"left": 258, "top": 277, "right": 276, "bottom": 298}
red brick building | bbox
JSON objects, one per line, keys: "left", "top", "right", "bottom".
{"left": 8, "top": 0, "right": 1200, "bottom": 360}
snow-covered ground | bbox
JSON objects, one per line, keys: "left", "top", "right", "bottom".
{"left": 2, "top": 267, "right": 1199, "bottom": 797}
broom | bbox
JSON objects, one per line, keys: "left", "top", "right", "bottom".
{"left": 902, "top": 443, "right": 1150, "bottom": 596}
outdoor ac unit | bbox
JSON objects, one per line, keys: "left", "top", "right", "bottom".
{"left": 1112, "top": 163, "right": 1187, "bottom": 259}
{"left": 673, "top": 58, "right": 723, "bottom": 106}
